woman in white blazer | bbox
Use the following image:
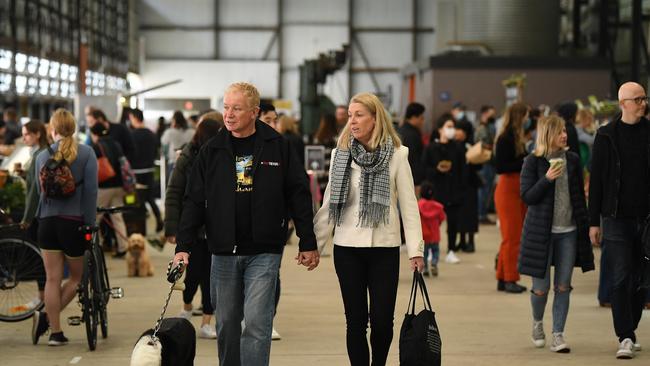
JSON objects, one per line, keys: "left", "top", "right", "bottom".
{"left": 313, "top": 92, "right": 424, "bottom": 366}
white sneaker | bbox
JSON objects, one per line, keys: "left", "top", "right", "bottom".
{"left": 271, "top": 327, "right": 281, "bottom": 340}
{"left": 445, "top": 251, "right": 460, "bottom": 264}
{"left": 531, "top": 321, "right": 545, "bottom": 348}
{"left": 549, "top": 332, "right": 570, "bottom": 353}
{"left": 198, "top": 324, "right": 217, "bottom": 339}
{"left": 178, "top": 309, "right": 192, "bottom": 320}
{"left": 616, "top": 338, "right": 635, "bottom": 359}
{"left": 633, "top": 342, "right": 642, "bottom": 352}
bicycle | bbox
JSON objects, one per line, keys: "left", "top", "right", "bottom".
{"left": 0, "top": 210, "right": 45, "bottom": 322}
{"left": 69, "top": 206, "right": 126, "bottom": 351}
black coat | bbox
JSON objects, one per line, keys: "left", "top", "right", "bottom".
{"left": 588, "top": 117, "right": 650, "bottom": 226}
{"left": 421, "top": 140, "right": 466, "bottom": 207}
{"left": 518, "top": 152, "right": 594, "bottom": 278}
{"left": 397, "top": 122, "right": 424, "bottom": 185}
{"left": 176, "top": 121, "right": 316, "bottom": 254}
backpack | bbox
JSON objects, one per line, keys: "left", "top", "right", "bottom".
{"left": 39, "top": 146, "right": 81, "bottom": 199}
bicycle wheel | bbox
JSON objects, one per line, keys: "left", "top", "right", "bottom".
{"left": 81, "top": 251, "right": 97, "bottom": 351}
{"left": 92, "top": 244, "right": 108, "bottom": 338}
{"left": 0, "top": 237, "right": 45, "bottom": 322}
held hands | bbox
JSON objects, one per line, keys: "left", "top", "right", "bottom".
{"left": 437, "top": 160, "right": 452, "bottom": 173}
{"left": 295, "top": 250, "right": 320, "bottom": 271}
{"left": 410, "top": 256, "right": 425, "bottom": 272}
{"left": 589, "top": 226, "right": 601, "bottom": 247}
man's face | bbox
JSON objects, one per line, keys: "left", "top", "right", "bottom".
{"left": 223, "top": 91, "right": 258, "bottom": 137}
{"left": 335, "top": 107, "right": 348, "bottom": 127}
{"left": 259, "top": 111, "right": 279, "bottom": 131}
{"left": 620, "top": 88, "right": 648, "bottom": 120}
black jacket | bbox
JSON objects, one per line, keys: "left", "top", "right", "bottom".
{"left": 176, "top": 121, "right": 316, "bottom": 254}
{"left": 588, "top": 118, "right": 650, "bottom": 226}
{"left": 165, "top": 143, "right": 197, "bottom": 237}
{"left": 494, "top": 130, "right": 526, "bottom": 174}
{"left": 421, "top": 140, "right": 466, "bottom": 207}
{"left": 519, "top": 152, "right": 594, "bottom": 278}
{"left": 93, "top": 137, "right": 124, "bottom": 189}
{"left": 397, "top": 122, "right": 424, "bottom": 185}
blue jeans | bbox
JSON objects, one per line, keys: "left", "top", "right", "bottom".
{"left": 530, "top": 230, "right": 577, "bottom": 333}
{"left": 210, "top": 253, "right": 282, "bottom": 366}
{"left": 478, "top": 164, "right": 496, "bottom": 220}
{"left": 601, "top": 217, "right": 648, "bottom": 343}
{"left": 423, "top": 243, "right": 440, "bottom": 269}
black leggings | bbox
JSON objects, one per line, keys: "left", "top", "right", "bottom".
{"left": 135, "top": 173, "right": 162, "bottom": 224}
{"left": 444, "top": 205, "right": 460, "bottom": 252}
{"left": 334, "top": 245, "right": 400, "bottom": 366}
{"left": 183, "top": 238, "right": 213, "bottom": 315}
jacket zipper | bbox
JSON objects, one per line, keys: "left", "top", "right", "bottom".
{"left": 233, "top": 245, "right": 237, "bottom": 254}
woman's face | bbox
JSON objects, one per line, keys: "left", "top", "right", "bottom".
{"left": 552, "top": 126, "right": 568, "bottom": 150}
{"left": 22, "top": 127, "right": 38, "bottom": 147}
{"left": 348, "top": 102, "right": 375, "bottom": 146}
{"left": 437, "top": 120, "right": 455, "bottom": 142}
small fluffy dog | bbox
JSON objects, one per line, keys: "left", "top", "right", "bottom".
{"left": 127, "top": 233, "right": 154, "bottom": 277}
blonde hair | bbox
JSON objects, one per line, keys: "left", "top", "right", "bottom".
{"left": 337, "top": 92, "right": 401, "bottom": 150}
{"left": 49, "top": 108, "right": 78, "bottom": 162}
{"left": 534, "top": 115, "right": 567, "bottom": 157}
{"left": 225, "top": 82, "right": 260, "bottom": 109}
{"left": 278, "top": 115, "right": 299, "bottom": 134}
{"left": 576, "top": 109, "right": 593, "bottom": 127}
{"left": 496, "top": 102, "right": 528, "bottom": 156}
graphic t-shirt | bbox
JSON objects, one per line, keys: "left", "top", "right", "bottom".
{"left": 231, "top": 133, "right": 256, "bottom": 251}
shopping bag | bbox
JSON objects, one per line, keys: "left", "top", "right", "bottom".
{"left": 399, "top": 271, "right": 442, "bottom": 366}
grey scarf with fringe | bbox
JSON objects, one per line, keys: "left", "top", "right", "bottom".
{"left": 328, "top": 137, "right": 394, "bottom": 228}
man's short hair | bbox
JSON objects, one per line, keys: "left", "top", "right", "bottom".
{"left": 225, "top": 82, "right": 260, "bottom": 109}
{"left": 130, "top": 108, "right": 144, "bottom": 121}
{"left": 405, "top": 102, "right": 425, "bottom": 120}
{"left": 91, "top": 109, "right": 107, "bottom": 121}
{"left": 480, "top": 105, "right": 495, "bottom": 114}
{"left": 259, "top": 102, "right": 276, "bottom": 116}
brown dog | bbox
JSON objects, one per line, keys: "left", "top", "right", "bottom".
{"left": 127, "top": 233, "right": 154, "bottom": 277}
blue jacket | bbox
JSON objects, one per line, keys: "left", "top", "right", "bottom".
{"left": 35, "top": 142, "right": 98, "bottom": 225}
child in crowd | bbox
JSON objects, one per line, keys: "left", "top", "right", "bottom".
{"left": 418, "top": 181, "right": 446, "bottom": 276}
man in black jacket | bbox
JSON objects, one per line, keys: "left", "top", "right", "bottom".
{"left": 174, "top": 82, "right": 319, "bottom": 366}
{"left": 589, "top": 81, "right": 649, "bottom": 359}
{"left": 397, "top": 102, "right": 425, "bottom": 186}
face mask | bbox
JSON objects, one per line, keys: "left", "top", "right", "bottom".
{"left": 456, "top": 111, "right": 465, "bottom": 120}
{"left": 443, "top": 127, "right": 456, "bottom": 140}
{"left": 487, "top": 117, "right": 496, "bottom": 124}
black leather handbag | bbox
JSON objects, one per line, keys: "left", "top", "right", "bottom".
{"left": 399, "top": 271, "right": 442, "bottom": 366}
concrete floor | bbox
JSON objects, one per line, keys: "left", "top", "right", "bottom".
{"left": 1, "top": 219, "right": 648, "bottom": 365}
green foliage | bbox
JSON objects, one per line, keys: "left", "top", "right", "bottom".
{"left": 0, "top": 178, "right": 26, "bottom": 213}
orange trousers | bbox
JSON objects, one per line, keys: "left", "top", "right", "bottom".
{"left": 494, "top": 173, "right": 527, "bottom": 282}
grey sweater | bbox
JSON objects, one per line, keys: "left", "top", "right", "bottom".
{"left": 22, "top": 146, "right": 47, "bottom": 224}
{"left": 35, "top": 142, "right": 98, "bottom": 225}
{"left": 549, "top": 151, "right": 575, "bottom": 232}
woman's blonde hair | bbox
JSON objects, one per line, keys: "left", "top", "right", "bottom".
{"left": 49, "top": 108, "right": 78, "bottom": 162}
{"left": 337, "top": 92, "right": 401, "bottom": 150}
{"left": 576, "top": 109, "right": 593, "bottom": 127}
{"left": 278, "top": 115, "right": 299, "bottom": 135}
{"left": 534, "top": 115, "right": 567, "bottom": 157}
{"left": 496, "top": 102, "right": 528, "bottom": 156}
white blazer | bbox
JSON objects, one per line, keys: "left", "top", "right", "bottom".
{"left": 314, "top": 145, "right": 424, "bottom": 258}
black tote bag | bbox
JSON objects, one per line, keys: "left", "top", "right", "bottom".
{"left": 399, "top": 271, "right": 442, "bottom": 366}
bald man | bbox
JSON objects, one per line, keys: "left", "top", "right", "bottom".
{"left": 589, "top": 81, "right": 649, "bottom": 359}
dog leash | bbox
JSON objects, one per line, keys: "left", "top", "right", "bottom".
{"left": 149, "top": 259, "right": 185, "bottom": 345}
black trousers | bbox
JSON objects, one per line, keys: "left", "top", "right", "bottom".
{"left": 334, "top": 245, "right": 400, "bottom": 366}
{"left": 444, "top": 205, "right": 460, "bottom": 252}
{"left": 602, "top": 217, "right": 648, "bottom": 343}
{"left": 135, "top": 172, "right": 162, "bottom": 224}
{"left": 183, "top": 238, "right": 214, "bottom": 314}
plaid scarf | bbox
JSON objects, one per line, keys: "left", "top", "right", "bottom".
{"left": 329, "top": 137, "right": 394, "bottom": 228}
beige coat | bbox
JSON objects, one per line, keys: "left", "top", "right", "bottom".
{"left": 314, "top": 145, "right": 424, "bottom": 258}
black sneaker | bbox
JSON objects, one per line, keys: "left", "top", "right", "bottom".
{"left": 48, "top": 332, "right": 69, "bottom": 346}
{"left": 32, "top": 311, "right": 49, "bottom": 345}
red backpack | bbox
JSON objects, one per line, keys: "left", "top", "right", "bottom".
{"left": 39, "top": 147, "right": 81, "bottom": 199}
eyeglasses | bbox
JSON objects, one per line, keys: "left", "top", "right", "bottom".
{"left": 621, "top": 96, "right": 649, "bottom": 105}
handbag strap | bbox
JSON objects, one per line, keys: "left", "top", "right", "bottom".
{"left": 416, "top": 271, "right": 434, "bottom": 311}
{"left": 407, "top": 271, "right": 418, "bottom": 315}
{"left": 97, "top": 141, "right": 108, "bottom": 158}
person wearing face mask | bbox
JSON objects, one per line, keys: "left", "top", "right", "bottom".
{"left": 422, "top": 113, "right": 466, "bottom": 264}
{"left": 494, "top": 102, "right": 529, "bottom": 294}
{"left": 475, "top": 105, "right": 498, "bottom": 225}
